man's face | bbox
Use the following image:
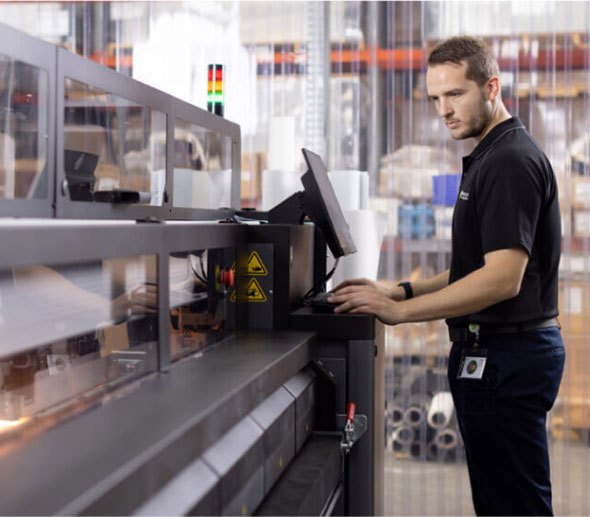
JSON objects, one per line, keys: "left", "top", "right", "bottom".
{"left": 426, "top": 61, "right": 492, "bottom": 141}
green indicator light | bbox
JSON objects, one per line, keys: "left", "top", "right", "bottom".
{"left": 207, "top": 93, "right": 225, "bottom": 102}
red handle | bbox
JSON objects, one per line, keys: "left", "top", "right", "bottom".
{"left": 346, "top": 402, "right": 356, "bottom": 423}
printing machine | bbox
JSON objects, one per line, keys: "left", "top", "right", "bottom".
{"left": 0, "top": 22, "right": 384, "bottom": 516}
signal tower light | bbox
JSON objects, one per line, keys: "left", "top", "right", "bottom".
{"left": 207, "top": 64, "right": 224, "bottom": 117}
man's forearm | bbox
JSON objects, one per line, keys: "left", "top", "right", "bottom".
{"left": 397, "top": 264, "right": 516, "bottom": 323}
{"left": 411, "top": 270, "right": 450, "bottom": 297}
{"left": 384, "top": 269, "right": 450, "bottom": 301}
{"left": 330, "top": 248, "right": 527, "bottom": 324}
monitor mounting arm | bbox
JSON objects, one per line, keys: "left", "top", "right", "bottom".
{"left": 267, "top": 191, "right": 308, "bottom": 225}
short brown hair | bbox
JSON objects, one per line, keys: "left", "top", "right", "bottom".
{"left": 427, "top": 36, "right": 499, "bottom": 86}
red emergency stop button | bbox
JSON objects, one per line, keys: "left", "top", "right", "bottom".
{"left": 219, "top": 268, "right": 235, "bottom": 288}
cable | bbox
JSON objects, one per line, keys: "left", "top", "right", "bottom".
{"left": 198, "top": 254, "right": 208, "bottom": 282}
{"left": 189, "top": 254, "right": 207, "bottom": 284}
{"left": 302, "top": 258, "right": 340, "bottom": 303}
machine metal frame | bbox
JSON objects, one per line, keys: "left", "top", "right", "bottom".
{"left": 0, "top": 21, "right": 241, "bottom": 221}
{"left": 55, "top": 48, "right": 241, "bottom": 220}
{"left": 0, "top": 23, "right": 56, "bottom": 218}
{"left": 0, "top": 23, "right": 383, "bottom": 517}
{"left": 0, "top": 220, "right": 248, "bottom": 370}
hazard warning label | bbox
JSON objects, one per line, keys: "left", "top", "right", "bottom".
{"left": 229, "top": 278, "right": 268, "bottom": 303}
{"left": 246, "top": 278, "right": 267, "bottom": 302}
{"left": 247, "top": 251, "right": 268, "bottom": 276}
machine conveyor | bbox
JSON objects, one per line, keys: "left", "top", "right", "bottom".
{"left": 0, "top": 330, "right": 315, "bottom": 516}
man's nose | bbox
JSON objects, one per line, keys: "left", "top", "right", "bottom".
{"left": 438, "top": 98, "right": 452, "bottom": 118}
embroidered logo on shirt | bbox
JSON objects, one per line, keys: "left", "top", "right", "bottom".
{"left": 459, "top": 190, "right": 470, "bottom": 201}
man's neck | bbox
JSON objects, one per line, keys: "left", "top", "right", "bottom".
{"left": 474, "top": 102, "right": 512, "bottom": 144}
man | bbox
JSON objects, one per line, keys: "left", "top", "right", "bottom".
{"left": 329, "top": 36, "right": 564, "bottom": 516}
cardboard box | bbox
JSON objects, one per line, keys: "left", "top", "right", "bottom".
{"left": 571, "top": 176, "right": 590, "bottom": 209}
{"left": 97, "top": 321, "right": 129, "bottom": 356}
{"left": 560, "top": 334, "right": 589, "bottom": 388}
{"left": 63, "top": 124, "right": 109, "bottom": 163}
{"left": 559, "top": 281, "right": 590, "bottom": 334}
{"left": 380, "top": 164, "right": 435, "bottom": 200}
{"left": 240, "top": 151, "right": 266, "bottom": 205}
{"left": 559, "top": 251, "right": 587, "bottom": 275}
{"left": 434, "top": 206, "right": 454, "bottom": 240}
{"left": 554, "top": 333, "right": 590, "bottom": 431}
{"left": 379, "top": 146, "right": 458, "bottom": 200}
{"left": 369, "top": 196, "right": 399, "bottom": 237}
{"left": 572, "top": 209, "right": 590, "bottom": 238}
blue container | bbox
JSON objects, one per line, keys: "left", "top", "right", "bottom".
{"left": 432, "top": 174, "right": 461, "bottom": 206}
{"left": 398, "top": 204, "right": 435, "bottom": 240}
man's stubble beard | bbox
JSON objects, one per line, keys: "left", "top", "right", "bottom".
{"left": 451, "top": 92, "right": 492, "bottom": 141}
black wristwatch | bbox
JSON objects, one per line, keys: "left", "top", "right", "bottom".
{"left": 397, "top": 281, "right": 414, "bottom": 300}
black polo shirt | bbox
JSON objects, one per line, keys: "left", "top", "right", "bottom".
{"left": 447, "top": 117, "right": 561, "bottom": 328}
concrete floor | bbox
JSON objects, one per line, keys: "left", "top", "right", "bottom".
{"left": 384, "top": 440, "right": 590, "bottom": 516}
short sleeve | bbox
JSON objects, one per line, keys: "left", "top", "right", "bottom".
{"left": 476, "top": 152, "right": 543, "bottom": 256}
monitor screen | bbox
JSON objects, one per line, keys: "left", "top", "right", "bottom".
{"left": 64, "top": 149, "right": 99, "bottom": 201}
{"left": 301, "top": 148, "right": 357, "bottom": 258}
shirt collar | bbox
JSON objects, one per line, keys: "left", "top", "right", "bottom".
{"left": 468, "top": 116, "right": 525, "bottom": 160}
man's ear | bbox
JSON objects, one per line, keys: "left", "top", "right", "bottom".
{"left": 487, "top": 76, "right": 501, "bottom": 101}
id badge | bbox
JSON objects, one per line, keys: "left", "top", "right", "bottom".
{"left": 457, "top": 347, "right": 487, "bottom": 380}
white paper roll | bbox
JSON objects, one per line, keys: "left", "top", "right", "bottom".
{"left": 0, "top": 133, "right": 15, "bottom": 199}
{"left": 261, "top": 169, "right": 302, "bottom": 211}
{"left": 359, "top": 171, "right": 369, "bottom": 209}
{"left": 369, "top": 196, "right": 398, "bottom": 237}
{"left": 170, "top": 168, "right": 232, "bottom": 209}
{"left": 173, "top": 168, "right": 193, "bottom": 207}
{"left": 427, "top": 391, "right": 454, "bottom": 429}
{"left": 328, "top": 170, "right": 361, "bottom": 211}
{"left": 330, "top": 209, "right": 386, "bottom": 286}
{"left": 150, "top": 169, "right": 166, "bottom": 206}
{"left": 267, "top": 116, "right": 296, "bottom": 172}
{"left": 171, "top": 168, "right": 207, "bottom": 208}
{"left": 209, "top": 169, "right": 232, "bottom": 208}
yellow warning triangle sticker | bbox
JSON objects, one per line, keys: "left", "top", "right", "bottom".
{"left": 230, "top": 261, "right": 236, "bottom": 272}
{"left": 246, "top": 278, "right": 267, "bottom": 302}
{"left": 230, "top": 290, "right": 237, "bottom": 302}
{"left": 247, "top": 251, "right": 268, "bottom": 276}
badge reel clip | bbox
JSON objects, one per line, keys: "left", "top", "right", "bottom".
{"left": 457, "top": 323, "right": 488, "bottom": 380}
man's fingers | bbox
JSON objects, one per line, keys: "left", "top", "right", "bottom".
{"left": 332, "top": 278, "right": 369, "bottom": 292}
{"left": 131, "top": 303, "right": 158, "bottom": 314}
{"left": 329, "top": 285, "right": 371, "bottom": 302}
{"left": 348, "top": 304, "right": 374, "bottom": 314}
{"left": 333, "top": 294, "right": 372, "bottom": 314}
{"left": 133, "top": 292, "right": 157, "bottom": 304}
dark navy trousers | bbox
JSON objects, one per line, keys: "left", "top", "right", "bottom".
{"left": 448, "top": 327, "right": 565, "bottom": 516}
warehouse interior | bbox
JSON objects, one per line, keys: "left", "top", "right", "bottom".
{"left": 0, "top": 1, "right": 589, "bottom": 515}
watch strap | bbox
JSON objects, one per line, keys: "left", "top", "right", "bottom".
{"left": 397, "top": 281, "right": 413, "bottom": 300}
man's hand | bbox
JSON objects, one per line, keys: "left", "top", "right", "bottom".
{"left": 328, "top": 283, "right": 405, "bottom": 325}
{"left": 332, "top": 277, "right": 405, "bottom": 301}
{"left": 118, "top": 283, "right": 158, "bottom": 316}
